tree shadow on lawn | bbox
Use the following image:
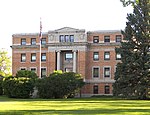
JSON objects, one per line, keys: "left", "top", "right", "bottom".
{"left": 0, "top": 108, "right": 150, "bottom": 115}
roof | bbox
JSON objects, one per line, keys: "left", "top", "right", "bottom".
{"left": 87, "top": 30, "right": 121, "bottom": 34}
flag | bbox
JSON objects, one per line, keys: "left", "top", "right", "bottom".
{"left": 39, "top": 17, "right": 42, "bottom": 39}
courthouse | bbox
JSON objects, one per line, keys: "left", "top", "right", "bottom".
{"left": 11, "top": 27, "right": 122, "bottom": 97}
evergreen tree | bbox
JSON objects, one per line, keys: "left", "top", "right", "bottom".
{"left": 113, "top": 0, "right": 150, "bottom": 99}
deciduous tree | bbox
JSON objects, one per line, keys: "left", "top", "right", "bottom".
{"left": 0, "top": 49, "right": 11, "bottom": 76}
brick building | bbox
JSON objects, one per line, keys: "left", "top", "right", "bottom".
{"left": 11, "top": 27, "right": 122, "bottom": 97}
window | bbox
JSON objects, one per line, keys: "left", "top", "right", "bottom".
{"left": 116, "top": 53, "right": 121, "bottom": 60}
{"left": 104, "top": 52, "right": 110, "bottom": 60}
{"left": 93, "top": 67, "right": 99, "bottom": 78}
{"left": 31, "top": 38, "right": 36, "bottom": 45}
{"left": 21, "top": 53, "right": 26, "bottom": 62}
{"left": 41, "top": 53, "right": 46, "bottom": 61}
{"left": 31, "top": 53, "right": 36, "bottom": 62}
{"left": 59, "top": 35, "right": 74, "bottom": 42}
{"left": 20, "top": 68, "right": 26, "bottom": 70}
{"left": 21, "top": 38, "right": 26, "bottom": 45}
{"left": 116, "top": 35, "right": 122, "bottom": 42}
{"left": 93, "top": 85, "right": 98, "bottom": 94}
{"left": 104, "top": 36, "right": 110, "bottom": 43}
{"left": 70, "top": 35, "right": 74, "bottom": 42}
{"left": 41, "top": 68, "right": 46, "bottom": 78}
{"left": 104, "top": 67, "right": 110, "bottom": 77}
{"left": 31, "top": 68, "right": 36, "bottom": 73}
{"left": 65, "top": 35, "right": 70, "bottom": 42}
{"left": 65, "top": 68, "right": 73, "bottom": 72}
{"left": 59, "top": 35, "right": 65, "bottom": 42}
{"left": 65, "top": 53, "right": 73, "bottom": 60}
{"left": 105, "top": 85, "right": 110, "bottom": 94}
{"left": 93, "top": 36, "right": 99, "bottom": 43}
{"left": 93, "top": 52, "right": 99, "bottom": 61}
{"left": 41, "top": 38, "right": 46, "bottom": 45}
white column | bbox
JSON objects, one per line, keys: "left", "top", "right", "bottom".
{"left": 57, "top": 51, "right": 60, "bottom": 70}
{"left": 73, "top": 50, "right": 77, "bottom": 72}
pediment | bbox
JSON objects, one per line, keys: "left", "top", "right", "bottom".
{"left": 54, "top": 27, "right": 80, "bottom": 32}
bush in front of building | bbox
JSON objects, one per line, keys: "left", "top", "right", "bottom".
{"left": 2, "top": 70, "right": 37, "bottom": 98}
{"left": 36, "top": 71, "right": 85, "bottom": 98}
{"left": 0, "top": 80, "right": 3, "bottom": 95}
{"left": 16, "top": 70, "right": 38, "bottom": 79}
{"left": 0, "top": 76, "right": 4, "bottom": 95}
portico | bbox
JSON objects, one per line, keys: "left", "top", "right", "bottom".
{"left": 56, "top": 50, "right": 77, "bottom": 72}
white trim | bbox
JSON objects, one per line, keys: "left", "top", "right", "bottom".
{"left": 85, "top": 79, "right": 115, "bottom": 83}
{"left": 48, "top": 45, "right": 87, "bottom": 52}
{"left": 14, "top": 50, "right": 48, "bottom": 53}
{"left": 12, "top": 44, "right": 20, "bottom": 45}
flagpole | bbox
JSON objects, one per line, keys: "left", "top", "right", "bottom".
{"left": 39, "top": 17, "right": 42, "bottom": 78}
{"left": 39, "top": 37, "right": 41, "bottom": 78}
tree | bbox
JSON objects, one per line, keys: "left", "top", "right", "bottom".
{"left": 120, "top": 0, "right": 139, "bottom": 7}
{"left": 0, "top": 49, "right": 11, "bottom": 76}
{"left": 113, "top": 0, "right": 150, "bottom": 99}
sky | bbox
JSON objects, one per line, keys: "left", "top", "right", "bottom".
{"left": 0, "top": 0, "right": 133, "bottom": 55}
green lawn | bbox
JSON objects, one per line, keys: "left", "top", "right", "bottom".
{"left": 0, "top": 96, "right": 150, "bottom": 115}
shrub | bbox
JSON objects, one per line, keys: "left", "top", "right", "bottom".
{"left": 2, "top": 76, "right": 35, "bottom": 98}
{"left": 16, "top": 70, "right": 38, "bottom": 79}
{"left": 36, "top": 71, "right": 85, "bottom": 98}
{"left": 2, "top": 70, "right": 37, "bottom": 98}
{"left": 0, "top": 80, "right": 3, "bottom": 95}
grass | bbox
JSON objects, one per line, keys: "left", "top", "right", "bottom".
{"left": 0, "top": 96, "right": 150, "bottom": 115}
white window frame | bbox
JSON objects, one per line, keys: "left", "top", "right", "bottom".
{"left": 93, "top": 85, "right": 99, "bottom": 94}
{"left": 116, "top": 35, "right": 122, "bottom": 42}
{"left": 41, "top": 67, "right": 47, "bottom": 78}
{"left": 103, "top": 66, "right": 111, "bottom": 78}
{"left": 116, "top": 53, "right": 121, "bottom": 60}
{"left": 70, "top": 35, "right": 74, "bottom": 42}
{"left": 30, "top": 67, "right": 37, "bottom": 73}
{"left": 21, "top": 38, "right": 26, "bottom": 45}
{"left": 59, "top": 35, "right": 65, "bottom": 42}
{"left": 104, "top": 51, "right": 110, "bottom": 60}
{"left": 31, "top": 38, "right": 36, "bottom": 45}
{"left": 41, "top": 53, "right": 46, "bottom": 61}
{"left": 65, "top": 35, "right": 70, "bottom": 42}
{"left": 104, "top": 85, "right": 110, "bottom": 94}
{"left": 93, "top": 36, "right": 99, "bottom": 43}
{"left": 31, "top": 53, "right": 36, "bottom": 62}
{"left": 65, "top": 53, "right": 73, "bottom": 60}
{"left": 65, "top": 67, "right": 73, "bottom": 72}
{"left": 93, "top": 52, "right": 99, "bottom": 61}
{"left": 20, "top": 67, "right": 27, "bottom": 70}
{"left": 41, "top": 38, "right": 46, "bottom": 45}
{"left": 21, "top": 53, "right": 26, "bottom": 62}
{"left": 104, "top": 36, "right": 110, "bottom": 43}
{"left": 92, "top": 66, "right": 100, "bottom": 78}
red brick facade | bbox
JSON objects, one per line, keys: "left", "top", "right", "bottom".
{"left": 11, "top": 27, "right": 122, "bottom": 97}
